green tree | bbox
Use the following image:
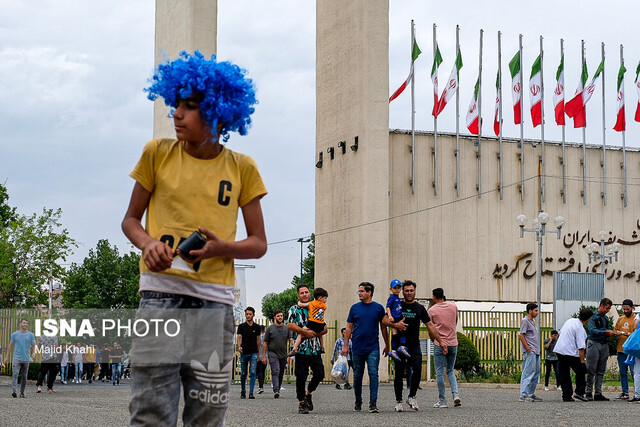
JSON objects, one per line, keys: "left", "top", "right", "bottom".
{"left": 0, "top": 183, "right": 17, "bottom": 228}
{"left": 262, "top": 234, "right": 314, "bottom": 320}
{"left": 261, "top": 288, "right": 299, "bottom": 321}
{"left": 63, "top": 239, "right": 141, "bottom": 309}
{"left": 0, "top": 207, "right": 76, "bottom": 308}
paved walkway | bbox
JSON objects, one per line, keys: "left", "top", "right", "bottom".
{"left": 1, "top": 379, "right": 638, "bottom": 426}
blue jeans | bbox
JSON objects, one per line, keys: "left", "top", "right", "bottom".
{"left": 61, "top": 363, "right": 69, "bottom": 382}
{"left": 520, "top": 352, "right": 540, "bottom": 397}
{"left": 75, "top": 362, "right": 83, "bottom": 382}
{"left": 112, "top": 362, "right": 123, "bottom": 383}
{"left": 352, "top": 350, "right": 380, "bottom": 405}
{"left": 434, "top": 345, "right": 459, "bottom": 402}
{"left": 240, "top": 353, "right": 258, "bottom": 394}
{"left": 129, "top": 291, "right": 234, "bottom": 427}
{"left": 617, "top": 352, "right": 634, "bottom": 394}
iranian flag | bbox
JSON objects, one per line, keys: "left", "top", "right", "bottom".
{"left": 494, "top": 71, "right": 501, "bottom": 136}
{"left": 509, "top": 50, "right": 523, "bottom": 124}
{"left": 431, "top": 44, "right": 443, "bottom": 116}
{"left": 466, "top": 78, "right": 480, "bottom": 134}
{"left": 613, "top": 63, "right": 627, "bottom": 132}
{"left": 565, "top": 61, "right": 589, "bottom": 128}
{"left": 566, "top": 60, "right": 605, "bottom": 128}
{"left": 529, "top": 55, "right": 542, "bottom": 127}
{"left": 434, "top": 49, "right": 463, "bottom": 117}
{"left": 635, "top": 61, "right": 640, "bottom": 122}
{"left": 389, "top": 39, "right": 421, "bottom": 102}
{"left": 553, "top": 55, "right": 565, "bottom": 125}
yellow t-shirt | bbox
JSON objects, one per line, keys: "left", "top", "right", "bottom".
{"left": 85, "top": 346, "right": 97, "bottom": 363}
{"left": 130, "top": 139, "right": 267, "bottom": 304}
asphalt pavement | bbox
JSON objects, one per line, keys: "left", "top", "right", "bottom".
{"left": 1, "top": 378, "right": 638, "bottom": 426}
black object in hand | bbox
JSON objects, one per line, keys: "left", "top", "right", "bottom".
{"left": 177, "top": 231, "right": 207, "bottom": 260}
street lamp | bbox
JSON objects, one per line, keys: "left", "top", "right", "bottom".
{"left": 297, "top": 237, "right": 311, "bottom": 286}
{"left": 584, "top": 231, "right": 621, "bottom": 275}
{"left": 517, "top": 211, "right": 565, "bottom": 330}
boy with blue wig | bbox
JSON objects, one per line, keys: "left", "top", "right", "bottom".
{"left": 123, "top": 51, "right": 267, "bottom": 426}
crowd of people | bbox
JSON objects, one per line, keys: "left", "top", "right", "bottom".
{"left": 235, "top": 281, "right": 461, "bottom": 414}
{"left": 518, "top": 297, "right": 639, "bottom": 403}
{"left": 0, "top": 320, "right": 129, "bottom": 398}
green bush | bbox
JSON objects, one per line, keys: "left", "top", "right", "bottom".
{"left": 455, "top": 332, "right": 480, "bottom": 381}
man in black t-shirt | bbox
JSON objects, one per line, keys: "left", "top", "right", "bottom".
{"left": 388, "top": 280, "right": 447, "bottom": 412}
{"left": 236, "top": 307, "right": 261, "bottom": 399}
{"left": 99, "top": 345, "right": 111, "bottom": 382}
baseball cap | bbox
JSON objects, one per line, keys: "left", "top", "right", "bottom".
{"left": 390, "top": 279, "right": 402, "bottom": 288}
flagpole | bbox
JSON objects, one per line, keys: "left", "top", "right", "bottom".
{"left": 411, "top": 20, "right": 416, "bottom": 195}
{"left": 498, "top": 31, "right": 503, "bottom": 200}
{"left": 621, "top": 44, "right": 627, "bottom": 207}
{"left": 477, "top": 29, "right": 483, "bottom": 198}
{"left": 519, "top": 34, "right": 524, "bottom": 201}
{"left": 582, "top": 40, "right": 587, "bottom": 206}
{"left": 601, "top": 42, "right": 607, "bottom": 206}
{"left": 561, "top": 39, "right": 566, "bottom": 204}
{"left": 433, "top": 24, "right": 439, "bottom": 196}
{"left": 455, "top": 25, "right": 460, "bottom": 198}
{"left": 540, "top": 35, "right": 546, "bottom": 206}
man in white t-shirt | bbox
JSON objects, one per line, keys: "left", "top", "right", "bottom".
{"left": 554, "top": 308, "right": 593, "bottom": 402}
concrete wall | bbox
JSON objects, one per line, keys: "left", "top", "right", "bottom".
{"left": 387, "top": 131, "right": 640, "bottom": 305}
{"left": 153, "top": 0, "right": 218, "bottom": 138}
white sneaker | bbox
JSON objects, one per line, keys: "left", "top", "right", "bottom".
{"left": 395, "top": 402, "right": 404, "bottom": 412}
{"left": 280, "top": 386, "right": 286, "bottom": 391}
{"left": 557, "top": 386, "right": 562, "bottom": 391}
{"left": 544, "top": 386, "right": 549, "bottom": 391}
{"left": 453, "top": 396, "right": 461, "bottom": 407}
{"left": 406, "top": 397, "right": 419, "bottom": 411}
{"left": 433, "top": 401, "right": 448, "bottom": 408}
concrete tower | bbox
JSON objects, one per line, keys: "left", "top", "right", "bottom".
{"left": 153, "top": 0, "right": 218, "bottom": 138}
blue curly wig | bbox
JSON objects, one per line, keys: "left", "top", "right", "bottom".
{"left": 145, "top": 51, "right": 257, "bottom": 142}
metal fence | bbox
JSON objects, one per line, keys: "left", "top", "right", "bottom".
{"left": 1, "top": 309, "right": 555, "bottom": 381}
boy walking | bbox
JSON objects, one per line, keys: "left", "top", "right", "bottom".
{"left": 123, "top": 51, "right": 267, "bottom": 426}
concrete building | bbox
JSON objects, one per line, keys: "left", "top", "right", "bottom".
{"left": 315, "top": 0, "right": 640, "bottom": 335}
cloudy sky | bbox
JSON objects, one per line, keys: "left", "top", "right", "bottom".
{"left": 1, "top": 0, "right": 638, "bottom": 316}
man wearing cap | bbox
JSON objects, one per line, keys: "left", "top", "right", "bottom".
{"left": 614, "top": 299, "right": 636, "bottom": 399}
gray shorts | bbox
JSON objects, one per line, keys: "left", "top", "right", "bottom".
{"left": 129, "top": 292, "right": 234, "bottom": 427}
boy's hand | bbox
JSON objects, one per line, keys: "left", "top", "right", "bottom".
{"left": 184, "top": 227, "right": 228, "bottom": 262}
{"left": 142, "top": 240, "right": 173, "bottom": 272}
